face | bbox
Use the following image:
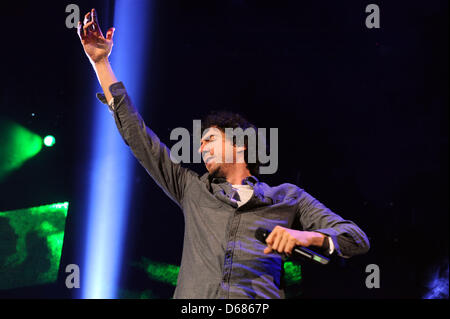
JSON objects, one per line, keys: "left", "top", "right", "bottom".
{"left": 198, "top": 126, "right": 245, "bottom": 175}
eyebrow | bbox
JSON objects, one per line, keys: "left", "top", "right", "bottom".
{"left": 201, "top": 131, "right": 215, "bottom": 142}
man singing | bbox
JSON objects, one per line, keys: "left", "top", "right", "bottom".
{"left": 77, "top": 9, "right": 370, "bottom": 299}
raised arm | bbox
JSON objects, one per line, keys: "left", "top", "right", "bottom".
{"left": 77, "top": 8, "right": 117, "bottom": 102}
{"left": 76, "top": 9, "right": 197, "bottom": 208}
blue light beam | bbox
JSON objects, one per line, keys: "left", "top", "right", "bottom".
{"left": 82, "top": 0, "right": 152, "bottom": 299}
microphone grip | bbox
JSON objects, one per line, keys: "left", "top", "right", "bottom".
{"left": 254, "top": 227, "right": 330, "bottom": 265}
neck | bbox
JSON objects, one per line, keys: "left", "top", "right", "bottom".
{"left": 224, "top": 164, "right": 252, "bottom": 185}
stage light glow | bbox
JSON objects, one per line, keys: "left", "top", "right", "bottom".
{"left": 0, "top": 118, "right": 43, "bottom": 181}
{"left": 134, "top": 257, "right": 180, "bottom": 286}
{"left": 423, "top": 260, "right": 449, "bottom": 299}
{"left": 82, "top": 0, "right": 152, "bottom": 299}
{"left": 134, "top": 257, "right": 301, "bottom": 289}
{"left": 283, "top": 261, "right": 302, "bottom": 285}
{"left": 43, "top": 135, "right": 56, "bottom": 147}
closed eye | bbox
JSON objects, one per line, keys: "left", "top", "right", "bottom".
{"left": 201, "top": 134, "right": 216, "bottom": 145}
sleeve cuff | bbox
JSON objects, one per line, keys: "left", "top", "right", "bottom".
{"left": 328, "top": 236, "right": 334, "bottom": 254}
{"left": 313, "top": 229, "right": 340, "bottom": 256}
{"left": 96, "top": 81, "right": 126, "bottom": 113}
{"left": 96, "top": 92, "right": 108, "bottom": 104}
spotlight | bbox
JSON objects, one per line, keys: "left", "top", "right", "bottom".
{"left": 43, "top": 135, "right": 56, "bottom": 147}
{"left": 82, "top": 0, "right": 152, "bottom": 299}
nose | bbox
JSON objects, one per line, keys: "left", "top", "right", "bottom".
{"left": 199, "top": 143, "right": 213, "bottom": 158}
{"left": 198, "top": 143, "right": 208, "bottom": 158}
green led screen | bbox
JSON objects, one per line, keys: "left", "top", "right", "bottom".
{"left": 0, "top": 202, "right": 69, "bottom": 290}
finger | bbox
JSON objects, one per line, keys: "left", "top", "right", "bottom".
{"left": 264, "top": 245, "right": 272, "bottom": 254}
{"left": 83, "top": 11, "right": 91, "bottom": 25}
{"left": 277, "top": 232, "right": 290, "bottom": 253}
{"left": 77, "top": 21, "right": 84, "bottom": 40}
{"left": 83, "top": 10, "right": 96, "bottom": 33}
{"left": 83, "top": 21, "right": 95, "bottom": 37}
{"left": 106, "top": 27, "right": 115, "bottom": 41}
{"left": 92, "top": 8, "right": 104, "bottom": 37}
{"left": 265, "top": 230, "right": 275, "bottom": 246}
{"left": 284, "top": 238, "right": 297, "bottom": 255}
{"left": 272, "top": 230, "right": 283, "bottom": 251}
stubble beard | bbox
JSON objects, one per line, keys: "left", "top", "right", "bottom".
{"left": 208, "top": 163, "right": 226, "bottom": 179}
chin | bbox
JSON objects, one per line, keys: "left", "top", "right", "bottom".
{"left": 207, "top": 164, "right": 224, "bottom": 178}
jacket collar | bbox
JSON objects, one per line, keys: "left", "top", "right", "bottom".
{"left": 200, "top": 172, "right": 273, "bottom": 209}
{"left": 200, "top": 173, "right": 259, "bottom": 187}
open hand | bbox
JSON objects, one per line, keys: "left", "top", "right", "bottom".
{"left": 77, "top": 9, "right": 115, "bottom": 64}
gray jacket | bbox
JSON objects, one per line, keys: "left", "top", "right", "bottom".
{"left": 97, "top": 82, "right": 370, "bottom": 299}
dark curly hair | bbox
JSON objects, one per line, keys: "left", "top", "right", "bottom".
{"left": 201, "top": 110, "right": 265, "bottom": 177}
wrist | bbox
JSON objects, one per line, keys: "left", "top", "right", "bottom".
{"left": 93, "top": 56, "right": 110, "bottom": 66}
{"left": 311, "top": 232, "right": 326, "bottom": 247}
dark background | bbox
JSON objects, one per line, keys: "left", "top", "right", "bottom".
{"left": 0, "top": 0, "right": 448, "bottom": 299}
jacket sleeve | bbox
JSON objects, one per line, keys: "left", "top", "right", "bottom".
{"left": 296, "top": 189, "right": 370, "bottom": 258}
{"left": 96, "top": 81, "right": 198, "bottom": 208}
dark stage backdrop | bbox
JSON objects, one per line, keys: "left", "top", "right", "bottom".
{"left": 0, "top": 0, "right": 447, "bottom": 299}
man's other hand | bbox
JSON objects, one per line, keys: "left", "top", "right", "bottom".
{"left": 263, "top": 225, "right": 325, "bottom": 255}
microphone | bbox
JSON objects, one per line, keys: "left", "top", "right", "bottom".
{"left": 255, "top": 227, "right": 330, "bottom": 265}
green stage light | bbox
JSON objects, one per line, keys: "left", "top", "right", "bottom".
{"left": 134, "top": 256, "right": 302, "bottom": 291}
{"left": 43, "top": 135, "right": 56, "bottom": 147}
{"left": 134, "top": 257, "right": 180, "bottom": 286}
{"left": 0, "top": 118, "right": 43, "bottom": 181}
{"left": 118, "top": 289, "right": 158, "bottom": 299}
{"left": 284, "top": 261, "right": 302, "bottom": 285}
